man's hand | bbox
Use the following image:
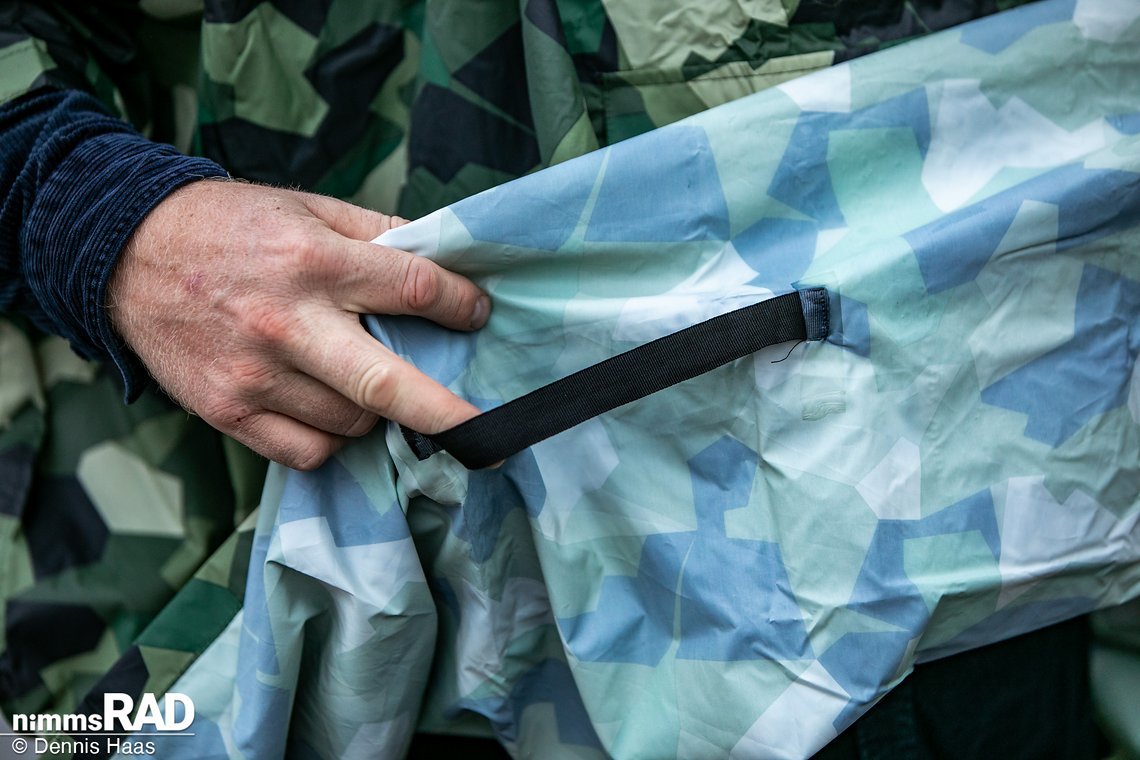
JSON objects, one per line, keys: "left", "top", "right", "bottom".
{"left": 109, "top": 179, "right": 489, "bottom": 470}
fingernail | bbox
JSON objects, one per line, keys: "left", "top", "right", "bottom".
{"left": 471, "top": 295, "right": 491, "bottom": 329}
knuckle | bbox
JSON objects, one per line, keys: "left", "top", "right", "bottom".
{"left": 401, "top": 257, "right": 441, "bottom": 312}
{"left": 240, "top": 302, "right": 294, "bottom": 346}
{"left": 353, "top": 362, "right": 398, "bottom": 412}
{"left": 262, "top": 226, "right": 325, "bottom": 271}
{"left": 228, "top": 358, "right": 278, "bottom": 397}
{"left": 293, "top": 231, "right": 328, "bottom": 272}
{"left": 287, "top": 438, "right": 337, "bottom": 471}
{"left": 259, "top": 228, "right": 302, "bottom": 261}
{"left": 199, "top": 395, "right": 255, "bottom": 433}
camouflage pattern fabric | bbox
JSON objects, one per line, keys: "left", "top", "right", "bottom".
{"left": 0, "top": 318, "right": 263, "bottom": 747}
{"left": 0, "top": 0, "right": 1040, "bottom": 216}
{"left": 2, "top": 14, "right": 251, "bottom": 743}
{"left": 120, "top": 1, "right": 1138, "bottom": 758}
{"left": 4, "top": 0, "right": 1131, "bottom": 757}
{"left": 193, "top": 0, "right": 1032, "bottom": 218}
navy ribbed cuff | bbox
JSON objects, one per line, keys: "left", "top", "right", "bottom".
{"left": 29, "top": 134, "right": 227, "bottom": 398}
{"left": 6, "top": 90, "right": 228, "bottom": 399}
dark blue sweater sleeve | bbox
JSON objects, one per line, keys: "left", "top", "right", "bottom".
{"left": 0, "top": 88, "right": 228, "bottom": 399}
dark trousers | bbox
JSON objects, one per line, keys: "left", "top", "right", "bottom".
{"left": 815, "top": 615, "right": 1104, "bottom": 760}
{"left": 409, "top": 616, "right": 1104, "bottom": 759}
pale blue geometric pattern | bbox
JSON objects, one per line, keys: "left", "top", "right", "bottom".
{"left": 170, "top": 2, "right": 1140, "bottom": 757}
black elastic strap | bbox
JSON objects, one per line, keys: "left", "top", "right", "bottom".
{"left": 402, "top": 288, "right": 829, "bottom": 469}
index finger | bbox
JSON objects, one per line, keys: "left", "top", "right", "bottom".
{"left": 299, "top": 191, "right": 404, "bottom": 241}
{"left": 331, "top": 240, "right": 491, "bottom": 332}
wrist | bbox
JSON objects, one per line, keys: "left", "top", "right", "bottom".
{"left": 22, "top": 120, "right": 228, "bottom": 399}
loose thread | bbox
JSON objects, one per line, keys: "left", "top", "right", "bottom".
{"left": 771, "top": 340, "right": 805, "bottom": 364}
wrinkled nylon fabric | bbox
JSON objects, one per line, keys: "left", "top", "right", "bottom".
{"left": 2, "top": 1, "right": 1139, "bottom": 758}
{"left": 403, "top": 288, "right": 828, "bottom": 468}
{"left": 142, "top": 2, "right": 1140, "bottom": 758}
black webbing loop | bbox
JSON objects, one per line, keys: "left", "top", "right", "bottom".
{"left": 402, "top": 287, "right": 829, "bottom": 469}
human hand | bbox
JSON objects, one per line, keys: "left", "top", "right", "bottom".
{"left": 109, "top": 179, "right": 488, "bottom": 470}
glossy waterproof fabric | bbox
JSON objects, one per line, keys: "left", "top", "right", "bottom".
{"left": 149, "top": 3, "right": 1140, "bottom": 758}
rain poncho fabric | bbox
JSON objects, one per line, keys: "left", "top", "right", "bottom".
{"left": 148, "top": 1, "right": 1140, "bottom": 757}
